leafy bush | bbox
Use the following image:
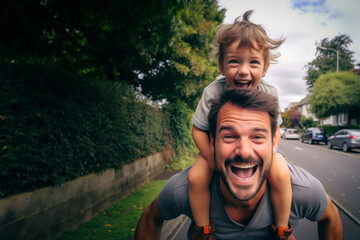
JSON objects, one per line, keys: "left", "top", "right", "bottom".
{"left": 320, "top": 124, "right": 360, "bottom": 136}
{"left": 0, "top": 63, "right": 172, "bottom": 197}
{"left": 301, "top": 116, "right": 317, "bottom": 129}
{"left": 163, "top": 100, "right": 197, "bottom": 170}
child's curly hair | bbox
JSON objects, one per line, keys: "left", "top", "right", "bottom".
{"left": 211, "top": 10, "right": 285, "bottom": 68}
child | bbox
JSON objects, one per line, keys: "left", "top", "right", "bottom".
{"left": 189, "top": 10, "right": 295, "bottom": 239}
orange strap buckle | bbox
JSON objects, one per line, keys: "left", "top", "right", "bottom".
{"left": 278, "top": 226, "right": 287, "bottom": 236}
{"left": 203, "top": 225, "right": 211, "bottom": 234}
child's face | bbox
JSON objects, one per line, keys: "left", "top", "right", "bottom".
{"left": 219, "top": 39, "right": 268, "bottom": 89}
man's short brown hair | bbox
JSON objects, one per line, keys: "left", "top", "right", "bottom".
{"left": 208, "top": 88, "right": 279, "bottom": 140}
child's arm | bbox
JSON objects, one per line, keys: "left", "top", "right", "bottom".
{"left": 192, "top": 124, "right": 214, "bottom": 169}
{"left": 188, "top": 124, "right": 214, "bottom": 228}
{"left": 268, "top": 152, "right": 292, "bottom": 228}
{"left": 268, "top": 128, "right": 292, "bottom": 230}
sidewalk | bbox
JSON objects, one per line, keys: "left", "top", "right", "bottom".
{"left": 153, "top": 170, "right": 188, "bottom": 240}
{"left": 153, "top": 169, "right": 181, "bottom": 181}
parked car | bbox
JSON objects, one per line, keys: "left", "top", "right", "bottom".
{"left": 283, "top": 128, "right": 299, "bottom": 140}
{"left": 328, "top": 129, "right": 360, "bottom": 152}
{"left": 280, "top": 128, "right": 286, "bottom": 138}
{"left": 301, "top": 127, "right": 327, "bottom": 145}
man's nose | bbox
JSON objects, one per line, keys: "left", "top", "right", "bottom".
{"left": 235, "top": 138, "right": 252, "bottom": 159}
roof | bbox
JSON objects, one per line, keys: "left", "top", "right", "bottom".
{"left": 350, "top": 69, "right": 360, "bottom": 76}
{"left": 297, "top": 95, "right": 310, "bottom": 107}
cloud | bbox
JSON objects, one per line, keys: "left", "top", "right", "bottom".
{"left": 291, "top": 0, "right": 328, "bottom": 13}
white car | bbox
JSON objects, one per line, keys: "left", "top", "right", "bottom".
{"left": 280, "top": 128, "right": 286, "bottom": 138}
{"left": 283, "top": 128, "right": 300, "bottom": 140}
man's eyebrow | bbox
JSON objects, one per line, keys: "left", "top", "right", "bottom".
{"left": 218, "top": 126, "right": 269, "bottom": 135}
{"left": 253, "top": 127, "right": 269, "bottom": 134}
{"left": 218, "top": 126, "right": 234, "bottom": 132}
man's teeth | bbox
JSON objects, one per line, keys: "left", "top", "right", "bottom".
{"left": 231, "top": 164, "right": 257, "bottom": 180}
{"left": 232, "top": 164, "right": 256, "bottom": 169}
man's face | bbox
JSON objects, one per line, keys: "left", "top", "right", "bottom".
{"left": 219, "top": 39, "right": 268, "bottom": 90}
{"left": 211, "top": 102, "right": 277, "bottom": 201}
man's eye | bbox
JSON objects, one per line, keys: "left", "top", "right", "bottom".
{"left": 253, "top": 135, "right": 265, "bottom": 141}
{"left": 224, "top": 135, "right": 235, "bottom": 139}
{"left": 223, "top": 135, "right": 237, "bottom": 142}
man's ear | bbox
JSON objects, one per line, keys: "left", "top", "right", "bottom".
{"left": 273, "top": 127, "right": 281, "bottom": 154}
{"left": 210, "top": 133, "right": 215, "bottom": 155}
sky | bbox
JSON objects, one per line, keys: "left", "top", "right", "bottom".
{"left": 217, "top": 0, "right": 360, "bottom": 111}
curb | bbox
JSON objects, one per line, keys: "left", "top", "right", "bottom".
{"left": 330, "top": 196, "right": 360, "bottom": 225}
{"left": 160, "top": 215, "right": 190, "bottom": 240}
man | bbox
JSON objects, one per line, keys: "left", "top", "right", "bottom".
{"left": 135, "top": 89, "right": 342, "bottom": 239}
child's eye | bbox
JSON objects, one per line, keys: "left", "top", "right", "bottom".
{"left": 228, "top": 59, "right": 238, "bottom": 64}
{"left": 250, "top": 60, "right": 260, "bottom": 65}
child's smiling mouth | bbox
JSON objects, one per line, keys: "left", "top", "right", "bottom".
{"left": 234, "top": 79, "right": 252, "bottom": 89}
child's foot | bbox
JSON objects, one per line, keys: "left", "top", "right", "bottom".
{"left": 192, "top": 220, "right": 216, "bottom": 240}
{"left": 271, "top": 223, "right": 296, "bottom": 240}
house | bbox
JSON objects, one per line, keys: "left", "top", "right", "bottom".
{"left": 297, "top": 96, "right": 316, "bottom": 120}
{"left": 291, "top": 68, "right": 360, "bottom": 126}
{"left": 297, "top": 95, "right": 358, "bottom": 126}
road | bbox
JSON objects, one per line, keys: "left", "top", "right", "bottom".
{"left": 280, "top": 138, "right": 360, "bottom": 221}
{"left": 279, "top": 138, "right": 360, "bottom": 239}
{"left": 161, "top": 138, "right": 360, "bottom": 240}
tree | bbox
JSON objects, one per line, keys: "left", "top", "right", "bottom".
{"left": 301, "top": 116, "right": 316, "bottom": 128}
{"left": 139, "top": 0, "right": 225, "bottom": 108}
{"left": 0, "top": 0, "right": 225, "bottom": 108}
{"left": 310, "top": 72, "right": 360, "bottom": 119}
{"left": 281, "top": 107, "right": 301, "bottom": 128}
{"left": 1, "top": 0, "right": 184, "bottom": 81}
{"left": 304, "top": 34, "right": 355, "bottom": 89}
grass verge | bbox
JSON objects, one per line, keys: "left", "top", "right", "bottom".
{"left": 60, "top": 180, "right": 167, "bottom": 240}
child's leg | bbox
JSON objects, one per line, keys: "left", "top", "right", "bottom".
{"left": 268, "top": 152, "right": 292, "bottom": 228}
{"left": 188, "top": 154, "right": 214, "bottom": 227}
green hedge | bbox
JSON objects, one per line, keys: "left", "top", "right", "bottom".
{"left": 0, "top": 63, "right": 173, "bottom": 197}
{"left": 320, "top": 124, "right": 360, "bottom": 136}
{"left": 163, "top": 100, "right": 198, "bottom": 170}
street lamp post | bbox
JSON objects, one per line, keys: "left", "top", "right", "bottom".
{"left": 318, "top": 46, "right": 339, "bottom": 72}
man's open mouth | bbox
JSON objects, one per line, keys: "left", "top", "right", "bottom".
{"left": 234, "top": 80, "right": 252, "bottom": 89}
{"left": 230, "top": 163, "right": 257, "bottom": 181}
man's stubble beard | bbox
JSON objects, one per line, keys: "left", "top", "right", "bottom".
{"left": 214, "top": 145, "right": 273, "bottom": 202}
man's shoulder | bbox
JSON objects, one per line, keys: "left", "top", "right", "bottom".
{"left": 157, "top": 167, "right": 192, "bottom": 219}
{"left": 287, "top": 162, "right": 328, "bottom": 222}
{"left": 287, "top": 162, "right": 313, "bottom": 187}
{"left": 163, "top": 167, "right": 191, "bottom": 189}
{"left": 287, "top": 162, "right": 325, "bottom": 202}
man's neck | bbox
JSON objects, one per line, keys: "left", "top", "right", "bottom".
{"left": 219, "top": 178, "right": 267, "bottom": 225}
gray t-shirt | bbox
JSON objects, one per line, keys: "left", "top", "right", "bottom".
{"left": 157, "top": 163, "right": 328, "bottom": 239}
{"left": 192, "top": 76, "right": 283, "bottom": 131}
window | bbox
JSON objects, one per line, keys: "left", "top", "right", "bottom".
{"left": 338, "top": 113, "right": 347, "bottom": 124}
{"left": 335, "top": 131, "right": 344, "bottom": 136}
